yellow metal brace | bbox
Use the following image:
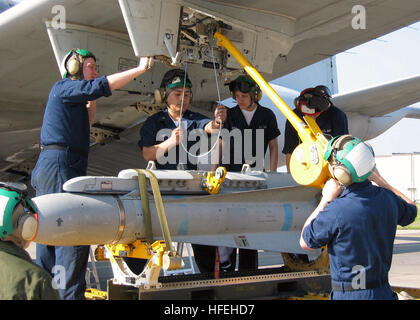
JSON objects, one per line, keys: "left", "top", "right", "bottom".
{"left": 96, "top": 169, "right": 184, "bottom": 289}
{"left": 103, "top": 241, "right": 153, "bottom": 260}
{"left": 214, "top": 32, "right": 330, "bottom": 188}
{"left": 204, "top": 166, "right": 227, "bottom": 194}
{"left": 85, "top": 288, "right": 107, "bottom": 300}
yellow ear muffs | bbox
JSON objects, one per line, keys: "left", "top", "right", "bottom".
{"left": 327, "top": 135, "right": 357, "bottom": 186}
{"left": 254, "top": 88, "right": 262, "bottom": 102}
{"left": 154, "top": 87, "right": 193, "bottom": 104}
{"left": 65, "top": 51, "right": 85, "bottom": 80}
{"left": 332, "top": 134, "right": 354, "bottom": 151}
{"left": 16, "top": 214, "right": 38, "bottom": 241}
{"left": 330, "top": 164, "right": 352, "bottom": 186}
{"left": 67, "top": 57, "right": 81, "bottom": 76}
{"left": 154, "top": 88, "right": 166, "bottom": 103}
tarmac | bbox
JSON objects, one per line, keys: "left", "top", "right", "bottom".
{"left": 26, "top": 229, "right": 420, "bottom": 292}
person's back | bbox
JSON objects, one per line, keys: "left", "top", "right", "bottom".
{"left": 0, "top": 241, "right": 59, "bottom": 300}
{"left": 300, "top": 135, "right": 417, "bottom": 300}
{"left": 323, "top": 180, "right": 415, "bottom": 299}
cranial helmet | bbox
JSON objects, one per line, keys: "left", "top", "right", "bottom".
{"left": 228, "top": 75, "right": 262, "bottom": 102}
{"left": 154, "top": 69, "right": 193, "bottom": 103}
{"left": 61, "top": 48, "right": 96, "bottom": 80}
{"left": 294, "top": 85, "right": 332, "bottom": 116}
{"left": 324, "top": 135, "right": 376, "bottom": 186}
{"left": 0, "top": 182, "right": 38, "bottom": 241}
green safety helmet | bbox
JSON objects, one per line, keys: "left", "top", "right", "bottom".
{"left": 154, "top": 69, "right": 193, "bottom": 103}
{"left": 61, "top": 48, "right": 96, "bottom": 80}
{"left": 324, "top": 135, "right": 376, "bottom": 186}
{"left": 0, "top": 182, "right": 38, "bottom": 239}
{"left": 228, "top": 75, "right": 262, "bottom": 102}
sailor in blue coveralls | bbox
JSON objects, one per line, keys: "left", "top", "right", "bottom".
{"left": 31, "top": 48, "right": 152, "bottom": 299}
{"left": 139, "top": 69, "right": 226, "bottom": 169}
{"left": 300, "top": 135, "right": 418, "bottom": 300}
{"left": 208, "top": 75, "right": 280, "bottom": 273}
{"left": 138, "top": 69, "right": 226, "bottom": 274}
{"left": 283, "top": 86, "right": 348, "bottom": 172}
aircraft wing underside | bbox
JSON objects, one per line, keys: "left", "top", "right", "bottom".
{"left": 1, "top": 0, "right": 420, "bottom": 182}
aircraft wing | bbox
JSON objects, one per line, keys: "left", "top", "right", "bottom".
{"left": 1, "top": 0, "right": 420, "bottom": 182}
{"left": 332, "top": 74, "right": 420, "bottom": 117}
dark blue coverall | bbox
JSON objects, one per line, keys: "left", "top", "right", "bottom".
{"left": 302, "top": 180, "right": 417, "bottom": 300}
{"left": 194, "top": 104, "right": 280, "bottom": 273}
{"left": 138, "top": 108, "right": 210, "bottom": 170}
{"left": 282, "top": 105, "right": 348, "bottom": 155}
{"left": 31, "top": 76, "right": 111, "bottom": 300}
{"left": 139, "top": 108, "right": 213, "bottom": 274}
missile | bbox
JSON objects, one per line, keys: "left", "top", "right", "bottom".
{"left": 29, "top": 170, "right": 320, "bottom": 254}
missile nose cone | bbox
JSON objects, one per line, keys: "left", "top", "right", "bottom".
{"left": 31, "top": 192, "right": 141, "bottom": 246}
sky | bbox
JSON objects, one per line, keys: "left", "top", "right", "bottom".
{"left": 335, "top": 21, "right": 420, "bottom": 156}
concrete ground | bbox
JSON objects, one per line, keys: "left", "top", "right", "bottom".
{"left": 389, "top": 230, "right": 420, "bottom": 288}
{"left": 26, "top": 229, "right": 420, "bottom": 292}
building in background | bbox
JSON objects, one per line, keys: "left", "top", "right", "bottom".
{"left": 375, "top": 153, "right": 420, "bottom": 202}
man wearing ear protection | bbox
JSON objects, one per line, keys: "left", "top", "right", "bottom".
{"left": 31, "top": 48, "right": 152, "bottom": 300}
{"left": 0, "top": 182, "right": 59, "bottom": 299}
{"left": 221, "top": 75, "right": 280, "bottom": 173}
{"left": 138, "top": 68, "right": 226, "bottom": 170}
{"left": 204, "top": 75, "right": 280, "bottom": 274}
{"left": 138, "top": 69, "right": 226, "bottom": 276}
{"left": 300, "top": 135, "right": 417, "bottom": 300}
{"left": 282, "top": 85, "right": 348, "bottom": 172}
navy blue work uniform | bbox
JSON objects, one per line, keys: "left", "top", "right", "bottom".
{"left": 138, "top": 108, "right": 210, "bottom": 170}
{"left": 31, "top": 76, "right": 111, "bottom": 300}
{"left": 282, "top": 105, "right": 348, "bottom": 155}
{"left": 302, "top": 180, "right": 417, "bottom": 300}
{"left": 222, "top": 104, "right": 281, "bottom": 172}
{"left": 139, "top": 108, "right": 213, "bottom": 274}
{"left": 202, "top": 104, "right": 280, "bottom": 273}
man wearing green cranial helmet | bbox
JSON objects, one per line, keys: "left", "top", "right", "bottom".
{"left": 139, "top": 68, "right": 227, "bottom": 275}
{"left": 31, "top": 48, "right": 153, "bottom": 300}
{"left": 61, "top": 48, "right": 96, "bottom": 80}
{"left": 0, "top": 182, "right": 59, "bottom": 300}
{"left": 140, "top": 68, "right": 226, "bottom": 171}
{"left": 300, "top": 135, "right": 417, "bottom": 300}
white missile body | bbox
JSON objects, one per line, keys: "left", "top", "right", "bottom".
{"left": 31, "top": 169, "right": 321, "bottom": 254}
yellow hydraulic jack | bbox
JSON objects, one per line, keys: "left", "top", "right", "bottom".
{"left": 98, "top": 240, "right": 181, "bottom": 289}
{"left": 94, "top": 169, "right": 183, "bottom": 290}
{"left": 214, "top": 32, "right": 330, "bottom": 188}
{"left": 214, "top": 32, "right": 330, "bottom": 272}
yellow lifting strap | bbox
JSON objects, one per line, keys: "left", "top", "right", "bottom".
{"left": 134, "top": 169, "right": 176, "bottom": 255}
{"left": 135, "top": 169, "right": 153, "bottom": 244}
{"left": 214, "top": 32, "right": 330, "bottom": 188}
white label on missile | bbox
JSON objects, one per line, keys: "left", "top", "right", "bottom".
{"left": 234, "top": 235, "right": 250, "bottom": 248}
{"left": 0, "top": 195, "right": 9, "bottom": 226}
{"left": 101, "top": 181, "right": 113, "bottom": 190}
